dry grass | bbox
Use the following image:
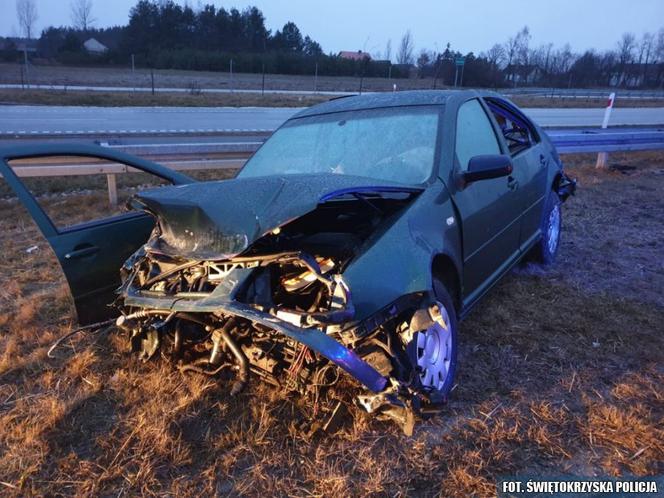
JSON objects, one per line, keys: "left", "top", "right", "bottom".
{"left": 1, "top": 88, "right": 662, "bottom": 109}
{"left": 0, "top": 152, "right": 663, "bottom": 496}
{"left": 0, "top": 89, "right": 329, "bottom": 108}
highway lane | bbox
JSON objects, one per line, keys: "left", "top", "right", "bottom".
{"left": 1, "top": 105, "right": 663, "bottom": 136}
{"left": 0, "top": 106, "right": 300, "bottom": 136}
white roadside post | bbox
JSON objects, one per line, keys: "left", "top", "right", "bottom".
{"left": 595, "top": 92, "right": 616, "bottom": 169}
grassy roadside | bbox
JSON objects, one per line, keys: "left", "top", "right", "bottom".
{"left": 1, "top": 88, "right": 663, "bottom": 108}
{"left": 0, "top": 89, "right": 329, "bottom": 108}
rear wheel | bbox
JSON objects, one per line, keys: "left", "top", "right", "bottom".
{"left": 531, "top": 190, "right": 562, "bottom": 265}
{"left": 407, "top": 280, "right": 458, "bottom": 404}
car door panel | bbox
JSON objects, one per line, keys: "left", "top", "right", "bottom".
{"left": 0, "top": 144, "right": 194, "bottom": 324}
{"left": 512, "top": 143, "right": 548, "bottom": 249}
{"left": 448, "top": 99, "right": 521, "bottom": 304}
{"left": 484, "top": 98, "right": 549, "bottom": 249}
{"left": 51, "top": 213, "right": 157, "bottom": 323}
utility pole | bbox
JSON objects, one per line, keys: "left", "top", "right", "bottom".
{"left": 230, "top": 59, "right": 234, "bottom": 92}
{"left": 23, "top": 47, "right": 30, "bottom": 88}
{"left": 261, "top": 62, "right": 265, "bottom": 96}
{"left": 314, "top": 62, "right": 318, "bottom": 94}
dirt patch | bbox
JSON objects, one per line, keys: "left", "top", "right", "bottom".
{"left": 0, "top": 152, "right": 662, "bottom": 496}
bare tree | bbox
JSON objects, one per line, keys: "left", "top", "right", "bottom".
{"left": 639, "top": 32, "right": 655, "bottom": 87}
{"left": 71, "top": 0, "right": 96, "bottom": 31}
{"left": 396, "top": 30, "right": 414, "bottom": 65}
{"left": 15, "top": 0, "right": 38, "bottom": 39}
{"left": 485, "top": 44, "right": 505, "bottom": 69}
{"left": 416, "top": 49, "right": 431, "bottom": 76}
{"left": 503, "top": 35, "right": 519, "bottom": 83}
{"left": 384, "top": 39, "right": 392, "bottom": 63}
{"left": 515, "top": 26, "right": 531, "bottom": 85}
{"left": 656, "top": 28, "right": 664, "bottom": 88}
{"left": 484, "top": 43, "right": 505, "bottom": 87}
{"left": 616, "top": 32, "right": 636, "bottom": 86}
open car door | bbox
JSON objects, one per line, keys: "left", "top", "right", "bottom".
{"left": 0, "top": 144, "right": 194, "bottom": 325}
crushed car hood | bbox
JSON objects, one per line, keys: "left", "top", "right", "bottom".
{"left": 131, "top": 173, "right": 423, "bottom": 259}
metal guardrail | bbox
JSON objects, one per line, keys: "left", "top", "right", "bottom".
{"left": 549, "top": 129, "right": 664, "bottom": 153}
{"left": 99, "top": 129, "right": 664, "bottom": 156}
{"left": 4, "top": 129, "right": 663, "bottom": 206}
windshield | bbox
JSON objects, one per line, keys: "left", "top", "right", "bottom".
{"left": 238, "top": 106, "right": 441, "bottom": 184}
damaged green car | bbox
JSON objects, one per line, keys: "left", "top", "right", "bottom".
{"left": 0, "top": 91, "right": 575, "bottom": 433}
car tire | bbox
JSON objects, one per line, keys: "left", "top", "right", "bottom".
{"left": 408, "top": 279, "right": 459, "bottom": 405}
{"left": 532, "top": 190, "right": 562, "bottom": 265}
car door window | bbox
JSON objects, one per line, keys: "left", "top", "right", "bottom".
{"left": 485, "top": 99, "right": 539, "bottom": 156}
{"left": 455, "top": 99, "right": 501, "bottom": 171}
{"left": 4, "top": 155, "right": 170, "bottom": 230}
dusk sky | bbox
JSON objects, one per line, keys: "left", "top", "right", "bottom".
{"left": 1, "top": 0, "right": 663, "bottom": 56}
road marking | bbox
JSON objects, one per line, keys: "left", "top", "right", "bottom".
{"left": 1, "top": 127, "right": 277, "bottom": 135}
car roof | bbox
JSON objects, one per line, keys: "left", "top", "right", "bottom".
{"left": 292, "top": 89, "right": 503, "bottom": 119}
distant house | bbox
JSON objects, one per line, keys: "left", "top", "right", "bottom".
{"left": 83, "top": 38, "right": 108, "bottom": 54}
{"left": 339, "top": 50, "right": 371, "bottom": 61}
{"left": 3, "top": 37, "right": 37, "bottom": 53}
{"left": 504, "top": 64, "right": 542, "bottom": 85}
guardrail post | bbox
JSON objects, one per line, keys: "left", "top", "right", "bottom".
{"left": 596, "top": 92, "right": 616, "bottom": 169}
{"left": 107, "top": 173, "right": 118, "bottom": 206}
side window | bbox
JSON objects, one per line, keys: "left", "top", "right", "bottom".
{"left": 485, "top": 99, "right": 538, "bottom": 156}
{"left": 3, "top": 156, "right": 171, "bottom": 230}
{"left": 455, "top": 99, "right": 501, "bottom": 171}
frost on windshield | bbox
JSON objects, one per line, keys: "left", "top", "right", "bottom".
{"left": 239, "top": 106, "right": 440, "bottom": 184}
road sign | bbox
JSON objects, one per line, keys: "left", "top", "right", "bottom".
{"left": 454, "top": 57, "right": 466, "bottom": 87}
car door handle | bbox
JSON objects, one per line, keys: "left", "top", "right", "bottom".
{"left": 65, "top": 245, "right": 100, "bottom": 260}
{"left": 539, "top": 154, "right": 548, "bottom": 167}
{"left": 507, "top": 177, "right": 519, "bottom": 191}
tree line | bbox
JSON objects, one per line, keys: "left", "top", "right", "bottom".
{"left": 409, "top": 26, "right": 664, "bottom": 89}
{"left": 6, "top": 0, "right": 407, "bottom": 78}
{"left": 5, "top": 0, "right": 664, "bottom": 88}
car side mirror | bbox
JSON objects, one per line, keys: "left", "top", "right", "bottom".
{"left": 462, "top": 155, "right": 513, "bottom": 183}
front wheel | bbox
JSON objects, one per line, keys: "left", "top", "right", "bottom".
{"left": 407, "top": 280, "right": 458, "bottom": 405}
{"left": 532, "top": 190, "right": 562, "bottom": 265}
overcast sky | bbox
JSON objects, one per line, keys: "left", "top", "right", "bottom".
{"left": 1, "top": 0, "right": 663, "bottom": 56}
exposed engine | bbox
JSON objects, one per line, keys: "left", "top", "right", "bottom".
{"left": 115, "top": 188, "right": 442, "bottom": 433}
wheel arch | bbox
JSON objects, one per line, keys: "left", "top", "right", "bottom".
{"left": 431, "top": 253, "right": 462, "bottom": 312}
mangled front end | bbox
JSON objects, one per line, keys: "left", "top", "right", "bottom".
{"left": 116, "top": 176, "right": 444, "bottom": 432}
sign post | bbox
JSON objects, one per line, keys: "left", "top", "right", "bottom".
{"left": 454, "top": 57, "right": 465, "bottom": 87}
{"left": 595, "top": 92, "right": 616, "bottom": 169}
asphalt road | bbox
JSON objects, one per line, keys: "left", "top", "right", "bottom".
{"left": 1, "top": 105, "right": 663, "bottom": 136}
